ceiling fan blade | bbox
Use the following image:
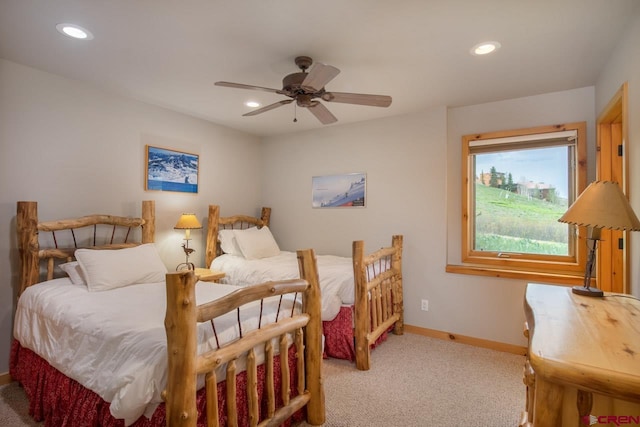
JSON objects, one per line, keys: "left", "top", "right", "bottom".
{"left": 215, "top": 81, "right": 283, "bottom": 94}
{"left": 307, "top": 101, "right": 338, "bottom": 124}
{"left": 301, "top": 63, "right": 340, "bottom": 92}
{"left": 242, "top": 99, "right": 293, "bottom": 117}
{"left": 321, "top": 92, "right": 392, "bottom": 107}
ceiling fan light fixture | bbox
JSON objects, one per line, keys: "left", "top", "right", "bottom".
{"left": 56, "top": 23, "right": 94, "bottom": 40}
{"left": 471, "top": 41, "right": 500, "bottom": 56}
{"left": 245, "top": 101, "right": 260, "bottom": 108}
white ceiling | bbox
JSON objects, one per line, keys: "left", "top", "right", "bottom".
{"left": 1, "top": 0, "right": 639, "bottom": 137}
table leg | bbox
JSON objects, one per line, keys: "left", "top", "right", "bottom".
{"left": 576, "top": 390, "right": 593, "bottom": 426}
{"left": 533, "top": 377, "right": 564, "bottom": 427}
{"left": 522, "top": 360, "right": 535, "bottom": 426}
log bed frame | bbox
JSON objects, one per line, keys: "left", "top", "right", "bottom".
{"left": 205, "top": 204, "right": 404, "bottom": 371}
{"left": 15, "top": 200, "right": 325, "bottom": 427}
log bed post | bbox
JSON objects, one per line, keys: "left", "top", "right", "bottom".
{"left": 17, "top": 201, "right": 40, "bottom": 296}
{"left": 297, "top": 249, "right": 326, "bottom": 425}
{"left": 260, "top": 207, "right": 271, "bottom": 228}
{"left": 352, "top": 240, "right": 370, "bottom": 371}
{"left": 205, "top": 205, "right": 220, "bottom": 269}
{"left": 141, "top": 200, "right": 155, "bottom": 244}
{"left": 164, "top": 270, "right": 198, "bottom": 427}
{"left": 391, "top": 234, "right": 404, "bottom": 335}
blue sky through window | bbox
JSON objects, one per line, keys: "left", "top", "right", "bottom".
{"left": 474, "top": 146, "right": 569, "bottom": 199}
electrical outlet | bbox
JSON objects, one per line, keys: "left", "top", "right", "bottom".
{"left": 421, "top": 299, "right": 429, "bottom": 311}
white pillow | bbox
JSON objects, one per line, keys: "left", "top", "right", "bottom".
{"left": 234, "top": 226, "right": 280, "bottom": 260}
{"left": 59, "top": 261, "right": 85, "bottom": 286}
{"left": 218, "top": 228, "right": 246, "bottom": 256}
{"left": 75, "top": 243, "right": 168, "bottom": 292}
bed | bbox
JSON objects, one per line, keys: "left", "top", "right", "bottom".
{"left": 205, "top": 205, "right": 404, "bottom": 371}
{"left": 11, "top": 200, "right": 325, "bottom": 427}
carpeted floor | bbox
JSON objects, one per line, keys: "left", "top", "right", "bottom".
{"left": 0, "top": 333, "right": 525, "bottom": 426}
{"left": 0, "top": 380, "right": 41, "bottom": 426}
{"left": 300, "top": 333, "right": 525, "bottom": 427}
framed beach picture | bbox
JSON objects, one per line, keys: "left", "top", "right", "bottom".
{"left": 145, "top": 145, "right": 199, "bottom": 193}
{"left": 312, "top": 172, "right": 366, "bottom": 208}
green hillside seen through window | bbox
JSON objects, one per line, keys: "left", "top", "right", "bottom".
{"left": 474, "top": 183, "right": 569, "bottom": 255}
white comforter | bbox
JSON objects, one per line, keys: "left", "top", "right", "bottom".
{"left": 13, "top": 278, "right": 301, "bottom": 426}
{"left": 211, "top": 251, "right": 354, "bottom": 321}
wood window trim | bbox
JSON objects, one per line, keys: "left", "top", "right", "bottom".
{"left": 445, "top": 263, "right": 587, "bottom": 286}
{"left": 452, "top": 122, "right": 588, "bottom": 282}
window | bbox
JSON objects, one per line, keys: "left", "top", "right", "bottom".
{"left": 454, "top": 123, "right": 588, "bottom": 283}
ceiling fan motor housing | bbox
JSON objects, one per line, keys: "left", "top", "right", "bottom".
{"left": 282, "top": 56, "right": 323, "bottom": 101}
{"left": 282, "top": 72, "right": 322, "bottom": 99}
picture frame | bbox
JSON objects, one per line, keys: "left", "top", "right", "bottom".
{"left": 312, "top": 172, "right": 366, "bottom": 208}
{"left": 145, "top": 145, "right": 199, "bottom": 193}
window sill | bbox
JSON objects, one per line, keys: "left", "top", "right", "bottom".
{"left": 445, "top": 263, "right": 585, "bottom": 286}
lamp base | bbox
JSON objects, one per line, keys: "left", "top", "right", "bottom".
{"left": 572, "top": 285, "right": 604, "bottom": 297}
{"left": 176, "top": 262, "right": 195, "bottom": 271}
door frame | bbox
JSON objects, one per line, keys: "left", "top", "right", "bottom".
{"left": 596, "top": 82, "right": 629, "bottom": 293}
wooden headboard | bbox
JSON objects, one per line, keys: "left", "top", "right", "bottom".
{"left": 205, "top": 204, "right": 271, "bottom": 269}
{"left": 17, "top": 200, "right": 155, "bottom": 295}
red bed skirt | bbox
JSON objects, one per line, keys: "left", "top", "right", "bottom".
{"left": 10, "top": 339, "right": 302, "bottom": 427}
{"left": 322, "top": 305, "right": 389, "bottom": 361}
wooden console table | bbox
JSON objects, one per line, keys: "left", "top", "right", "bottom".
{"left": 522, "top": 283, "right": 640, "bottom": 426}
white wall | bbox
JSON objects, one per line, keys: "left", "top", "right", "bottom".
{"left": 261, "top": 109, "right": 447, "bottom": 255}
{"left": 595, "top": 12, "right": 640, "bottom": 297}
{"left": 261, "top": 87, "right": 596, "bottom": 351}
{"left": 0, "top": 59, "right": 263, "bottom": 373}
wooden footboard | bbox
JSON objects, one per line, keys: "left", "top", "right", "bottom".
{"left": 352, "top": 235, "right": 404, "bottom": 371}
{"left": 164, "top": 249, "right": 325, "bottom": 427}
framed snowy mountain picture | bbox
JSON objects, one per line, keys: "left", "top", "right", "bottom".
{"left": 312, "top": 172, "right": 366, "bottom": 208}
{"left": 145, "top": 145, "right": 199, "bottom": 193}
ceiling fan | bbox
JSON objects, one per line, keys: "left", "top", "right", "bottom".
{"left": 215, "top": 56, "right": 392, "bottom": 125}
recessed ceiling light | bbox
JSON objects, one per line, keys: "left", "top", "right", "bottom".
{"left": 245, "top": 101, "right": 260, "bottom": 108}
{"left": 471, "top": 41, "right": 500, "bottom": 56}
{"left": 56, "top": 23, "right": 94, "bottom": 40}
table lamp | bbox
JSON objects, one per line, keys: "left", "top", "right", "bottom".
{"left": 174, "top": 213, "right": 202, "bottom": 270}
{"left": 558, "top": 180, "right": 640, "bottom": 296}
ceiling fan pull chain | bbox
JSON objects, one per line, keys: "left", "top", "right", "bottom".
{"left": 293, "top": 103, "right": 298, "bottom": 123}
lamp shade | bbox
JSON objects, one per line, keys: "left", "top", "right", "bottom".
{"left": 174, "top": 213, "right": 202, "bottom": 230}
{"left": 558, "top": 181, "right": 640, "bottom": 231}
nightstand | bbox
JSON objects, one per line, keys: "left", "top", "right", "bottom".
{"left": 194, "top": 268, "right": 226, "bottom": 283}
